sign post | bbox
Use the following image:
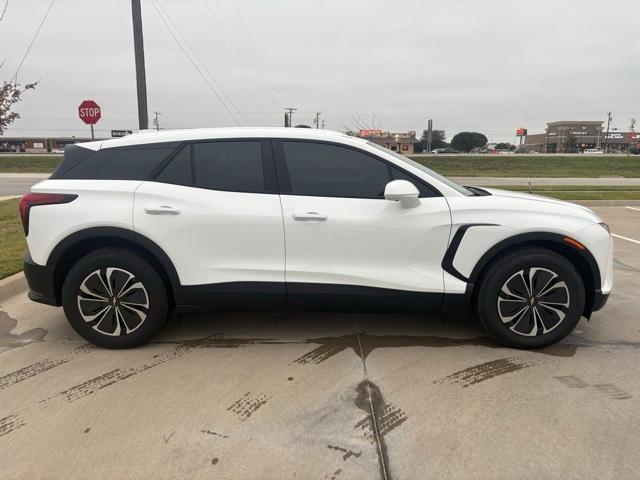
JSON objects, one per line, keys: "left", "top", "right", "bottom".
{"left": 78, "top": 100, "right": 101, "bottom": 139}
{"left": 516, "top": 127, "right": 527, "bottom": 147}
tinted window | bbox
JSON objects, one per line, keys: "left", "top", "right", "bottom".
{"left": 156, "top": 144, "right": 192, "bottom": 186}
{"left": 282, "top": 142, "right": 392, "bottom": 198}
{"left": 62, "top": 146, "right": 174, "bottom": 180}
{"left": 194, "top": 141, "right": 264, "bottom": 193}
{"left": 50, "top": 144, "right": 94, "bottom": 179}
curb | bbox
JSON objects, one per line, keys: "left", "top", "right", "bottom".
{"left": 573, "top": 200, "right": 640, "bottom": 206}
{"left": 0, "top": 272, "right": 27, "bottom": 304}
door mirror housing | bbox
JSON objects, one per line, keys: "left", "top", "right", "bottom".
{"left": 384, "top": 180, "right": 420, "bottom": 207}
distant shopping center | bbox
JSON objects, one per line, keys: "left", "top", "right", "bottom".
{"left": 524, "top": 121, "right": 639, "bottom": 153}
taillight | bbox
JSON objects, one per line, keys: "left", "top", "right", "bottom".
{"left": 19, "top": 193, "right": 78, "bottom": 236}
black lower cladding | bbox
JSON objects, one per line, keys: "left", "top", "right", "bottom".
{"left": 286, "top": 282, "right": 443, "bottom": 312}
{"left": 174, "top": 281, "right": 447, "bottom": 313}
{"left": 175, "top": 281, "right": 286, "bottom": 312}
{"left": 23, "top": 252, "right": 59, "bottom": 306}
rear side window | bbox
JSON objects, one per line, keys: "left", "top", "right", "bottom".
{"left": 281, "top": 141, "right": 391, "bottom": 199}
{"left": 50, "top": 144, "right": 94, "bottom": 179}
{"left": 61, "top": 146, "right": 176, "bottom": 180}
{"left": 155, "top": 145, "right": 192, "bottom": 186}
{"left": 193, "top": 141, "right": 264, "bottom": 193}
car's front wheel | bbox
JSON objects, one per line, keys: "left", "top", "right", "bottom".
{"left": 62, "top": 248, "right": 169, "bottom": 348}
{"left": 476, "top": 247, "right": 585, "bottom": 349}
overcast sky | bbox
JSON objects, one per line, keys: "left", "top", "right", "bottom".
{"left": 1, "top": 0, "right": 639, "bottom": 142}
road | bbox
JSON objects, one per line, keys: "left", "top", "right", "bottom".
{"left": 0, "top": 206, "right": 639, "bottom": 479}
{"left": 453, "top": 176, "right": 640, "bottom": 186}
{"left": 0, "top": 173, "right": 49, "bottom": 197}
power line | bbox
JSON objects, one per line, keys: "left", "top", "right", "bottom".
{"left": 0, "top": 1, "right": 8, "bottom": 22}
{"left": 187, "top": 0, "right": 267, "bottom": 96}
{"left": 148, "top": 0, "right": 245, "bottom": 126}
{"left": 153, "top": 0, "right": 248, "bottom": 125}
{"left": 228, "top": 0, "right": 282, "bottom": 100}
{"left": 12, "top": 0, "right": 55, "bottom": 82}
{"left": 199, "top": 0, "right": 277, "bottom": 99}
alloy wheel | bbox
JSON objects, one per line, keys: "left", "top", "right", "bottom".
{"left": 76, "top": 267, "right": 150, "bottom": 336}
{"left": 497, "top": 267, "right": 571, "bottom": 337}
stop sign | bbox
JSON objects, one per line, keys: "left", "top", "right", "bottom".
{"left": 78, "top": 100, "right": 101, "bottom": 125}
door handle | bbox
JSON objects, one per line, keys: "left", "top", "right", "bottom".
{"left": 292, "top": 211, "right": 328, "bottom": 221}
{"left": 144, "top": 205, "right": 181, "bottom": 215}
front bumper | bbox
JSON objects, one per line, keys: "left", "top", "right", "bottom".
{"left": 23, "top": 252, "right": 60, "bottom": 306}
{"left": 591, "top": 290, "right": 610, "bottom": 313}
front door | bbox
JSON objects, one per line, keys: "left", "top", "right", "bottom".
{"left": 274, "top": 139, "right": 451, "bottom": 311}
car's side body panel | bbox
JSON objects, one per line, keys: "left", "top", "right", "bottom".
{"left": 444, "top": 192, "right": 610, "bottom": 293}
{"left": 26, "top": 179, "right": 141, "bottom": 265}
{"left": 279, "top": 194, "right": 451, "bottom": 293}
{"left": 132, "top": 181, "right": 286, "bottom": 286}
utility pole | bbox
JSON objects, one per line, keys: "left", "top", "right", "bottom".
{"left": 314, "top": 112, "right": 321, "bottom": 129}
{"left": 131, "top": 0, "right": 149, "bottom": 130}
{"left": 285, "top": 107, "right": 297, "bottom": 127}
{"left": 603, "top": 111, "right": 612, "bottom": 153}
{"left": 153, "top": 111, "right": 161, "bottom": 131}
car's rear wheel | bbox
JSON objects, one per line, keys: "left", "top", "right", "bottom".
{"left": 62, "top": 248, "right": 168, "bottom": 348}
{"left": 476, "top": 247, "right": 585, "bottom": 349}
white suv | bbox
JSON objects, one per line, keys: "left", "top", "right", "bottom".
{"left": 20, "top": 128, "right": 613, "bottom": 349}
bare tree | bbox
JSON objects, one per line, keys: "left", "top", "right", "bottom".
{"left": 343, "top": 113, "right": 384, "bottom": 133}
{"left": 0, "top": 80, "right": 37, "bottom": 134}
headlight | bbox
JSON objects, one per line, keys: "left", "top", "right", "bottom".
{"left": 598, "top": 222, "right": 611, "bottom": 235}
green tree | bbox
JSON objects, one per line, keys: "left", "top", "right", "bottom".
{"left": 451, "top": 132, "right": 488, "bottom": 153}
{"left": 419, "top": 129, "right": 448, "bottom": 151}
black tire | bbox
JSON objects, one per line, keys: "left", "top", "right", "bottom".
{"left": 62, "top": 248, "right": 169, "bottom": 348}
{"left": 476, "top": 247, "right": 585, "bottom": 349}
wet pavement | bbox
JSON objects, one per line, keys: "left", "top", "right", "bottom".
{"left": 0, "top": 206, "right": 639, "bottom": 479}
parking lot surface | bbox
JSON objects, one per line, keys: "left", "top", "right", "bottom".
{"left": 1, "top": 206, "right": 639, "bottom": 479}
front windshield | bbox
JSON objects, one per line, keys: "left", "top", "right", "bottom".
{"left": 366, "top": 141, "right": 473, "bottom": 196}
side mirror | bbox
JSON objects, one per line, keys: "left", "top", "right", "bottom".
{"left": 384, "top": 180, "right": 420, "bottom": 208}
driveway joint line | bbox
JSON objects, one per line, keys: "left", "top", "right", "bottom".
{"left": 354, "top": 315, "right": 390, "bottom": 480}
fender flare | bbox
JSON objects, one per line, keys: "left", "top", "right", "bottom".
{"left": 466, "top": 231, "right": 601, "bottom": 288}
{"left": 47, "top": 226, "right": 182, "bottom": 291}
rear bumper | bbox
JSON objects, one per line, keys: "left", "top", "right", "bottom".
{"left": 23, "top": 252, "right": 59, "bottom": 307}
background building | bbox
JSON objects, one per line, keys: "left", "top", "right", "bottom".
{"left": 353, "top": 129, "right": 419, "bottom": 154}
{"left": 0, "top": 136, "right": 100, "bottom": 153}
{"left": 524, "top": 121, "right": 639, "bottom": 153}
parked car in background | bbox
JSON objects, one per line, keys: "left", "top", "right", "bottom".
{"left": 432, "top": 147, "right": 458, "bottom": 154}
{"left": 21, "top": 128, "right": 613, "bottom": 349}
{"left": 583, "top": 149, "right": 603, "bottom": 154}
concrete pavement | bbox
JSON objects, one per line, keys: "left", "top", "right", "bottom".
{"left": 0, "top": 207, "right": 639, "bottom": 479}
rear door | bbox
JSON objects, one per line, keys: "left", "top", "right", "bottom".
{"left": 274, "top": 140, "right": 451, "bottom": 311}
{"left": 133, "top": 139, "right": 285, "bottom": 309}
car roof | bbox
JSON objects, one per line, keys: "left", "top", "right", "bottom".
{"left": 77, "top": 127, "right": 362, "bottom": 151}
